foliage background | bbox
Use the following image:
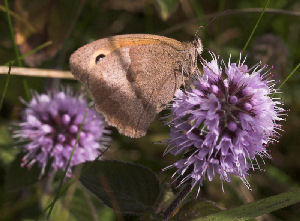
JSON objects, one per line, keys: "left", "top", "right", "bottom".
{"left": 0, "top": 0, "right": 299, "bottom": 220}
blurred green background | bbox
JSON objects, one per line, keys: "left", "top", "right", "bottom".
{"left": 0, "top": 0, "right": 299, "bottom": 220}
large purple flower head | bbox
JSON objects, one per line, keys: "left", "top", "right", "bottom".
{"left": 164, "top": 53, "right": 285, "bottom": 193}
{"left": 13, "top": 88, "right": 110, "bottom": 175}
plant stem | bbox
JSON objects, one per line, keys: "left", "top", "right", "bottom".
{"left": 240, "top": 0, "right": 270, "bottom": 56}
{"left": 0, "top": 65, "right": 11, "bottom": 112}
{"left": 46, "top": 110, "right": 87, "bottom": 220}
{"left": 4, "top": 0, "right": 22, "bottom": 67}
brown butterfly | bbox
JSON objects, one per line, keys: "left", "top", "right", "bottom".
{"left": 69, "top": 34, "right": 202, "bottom": 138}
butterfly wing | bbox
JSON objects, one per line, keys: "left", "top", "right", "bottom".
{"left": 70, "top": 34, "right": 192, "bottom": 138}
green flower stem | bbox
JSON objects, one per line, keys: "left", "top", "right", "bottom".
{"left": 4, "top": 0, "right": 22, "bottom": 67}
{"left": 240, "top": 0, "right": 270, "bottom": 56}
{"left": 46, "top": 110, "right": 87, "bottom": 220}
{"left": 4, "top": 41, "right": 52, "bottom": 66}
{"left": 278, "top": 62, "right": 300, "bottom": 89}
{"left": 4, "top": 0, "right": 31, "bottom": 101}
{"left": 0, "top": 65, "right": 11, "bottom": 112}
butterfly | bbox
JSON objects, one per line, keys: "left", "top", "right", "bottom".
{"left": 69, "top": 34, "right": 202, "bottom": 138}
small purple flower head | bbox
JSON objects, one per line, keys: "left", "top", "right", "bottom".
{"left": 13, "top": 88, "right": 110, "bottom": 175}
{"left": 164, "top": 53, "right": 286, "bottom": 193}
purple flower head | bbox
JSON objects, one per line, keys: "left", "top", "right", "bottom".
{"left": 164, "top": 53, "right": 286, "bottom": 193}
{"left": 13, "top": 88, "right": 110, "bottom": 175}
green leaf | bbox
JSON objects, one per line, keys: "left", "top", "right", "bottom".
{"left": 79, "top": 160, "right": 161, "bottom": 215}
{"left": 5, "top": 153, "right": 40, "bottom": 191}
{"left": 177, "top": 200, "right": 222, "bottom": 221}
{"left": 192, "top": 188, "right": 300, "bottom": 221}
{"left": 154, "top": 0, "right": 179, "bottom": 20}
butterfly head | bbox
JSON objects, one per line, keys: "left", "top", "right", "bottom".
{"left": 69, "top": 41, "right": 111, "bottom": 86}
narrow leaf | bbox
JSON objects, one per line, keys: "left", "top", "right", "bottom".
{"left": 240, "top": 0, "right": 270, "bottom": 56}
{"left": 46, "top": 110, "right": 87, "bottom": 220}
{"left": 192, "top": 188, "right": 300, "bottom": 221}
{"left": 0, "top": 64, "right": 11, "bottom": 112}
{"left": 277, "top": 62, "right": 300, "bottom": 89}
{"left": 4, "top": 0, "right": 22, "bottom": 67}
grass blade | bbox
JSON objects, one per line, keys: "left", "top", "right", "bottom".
{"left": 278, "top": 62, "right": 300, "bottom": 89}
{"left": 4, "top": 0, "right": 32, "bottom": 101}
{"left": 193, "top": 188, "right": 300, "bottom": 221}
{"left": 0, "top": 64, "right": 11, "bottom": 112}
{"left": 4, "top": 0, "right": 22, "bottom": 67}
{"left": 46, "top": 110, "right": 87, "bottom": 220}
{"left": 3, "top": 41, "right": 52, "bottom": 66}
{"left": 240, "top": 0, "right": 270, "bottom": 56}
